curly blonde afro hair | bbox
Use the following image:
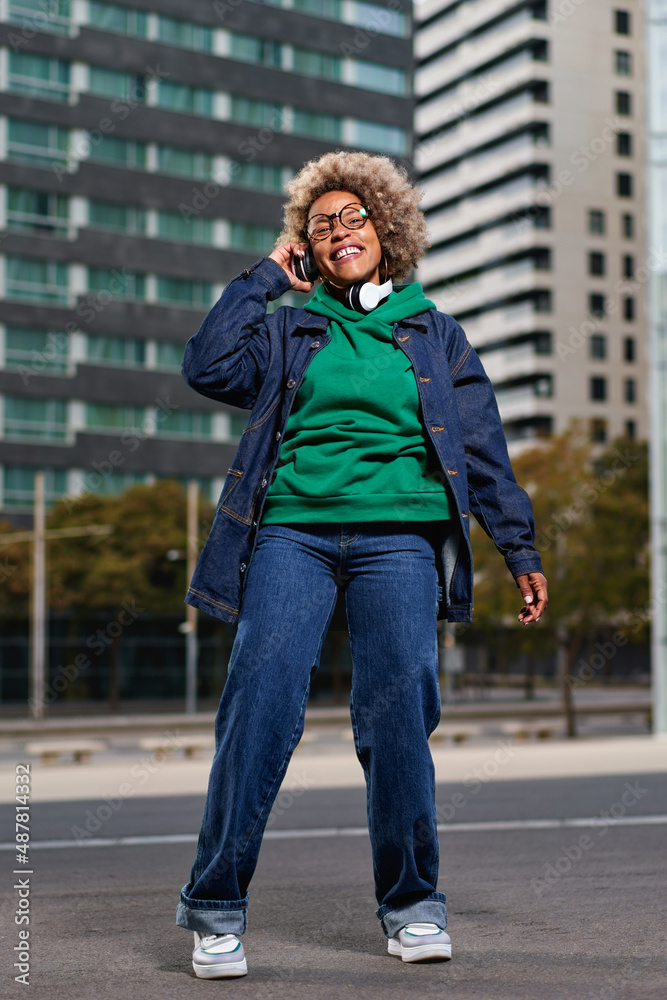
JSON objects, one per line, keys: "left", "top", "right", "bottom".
{"left": 275, "top": 150, "right": 430, "bottom": 281}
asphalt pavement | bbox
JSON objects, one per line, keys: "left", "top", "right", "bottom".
{"left": 1, "top": 727, "right": 666, "bottom": 1000}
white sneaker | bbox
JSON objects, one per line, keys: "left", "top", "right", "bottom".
{"left": 192, "top": 932, "right": 248, "bottom": 978}
{"left": 387, "top": 922, "right": 452, "bottom": 963}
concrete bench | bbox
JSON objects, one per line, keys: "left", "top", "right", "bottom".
{"left": 430, "top": 723, "right": 484, "bottom": 744}
{"left": 138, "top": 736, "right": 214, "bottom": 759}
{"left": 26, "top": 739, "right": 106, "bottom": 765}
{"left": 500, "top": 721, "right": 559, "bottom": 740}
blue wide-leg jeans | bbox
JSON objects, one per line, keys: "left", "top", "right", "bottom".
{"left": 176, "top": 521, "right": 448, "bottom": 938}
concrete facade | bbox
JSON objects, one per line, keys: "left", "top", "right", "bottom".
{"left": 415, "top": 0, "right": 648, "bottom": 446}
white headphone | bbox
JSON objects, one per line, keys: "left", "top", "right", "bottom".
{"left": 348, "top": 277, "right": 393, "bottom": 313}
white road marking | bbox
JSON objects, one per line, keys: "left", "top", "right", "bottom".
{"left": 1, "top": 814, "right": 666, "bottom": 851}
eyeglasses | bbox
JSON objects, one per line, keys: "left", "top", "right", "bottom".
{"left": 306, "top": 203, "right": 370, "bottom": 242}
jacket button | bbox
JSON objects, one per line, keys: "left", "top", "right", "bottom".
{"left": 240, "top": 562, "right": 246, "bottom": 572}
{"left": 419, "top": 376, "right": 432, "bottom": 382}
{"left": 261, "top": 478, "right": 267, "bottom": 488}
{"left": 276, "top": 431, "right": 281, "bottom": 440}
{"left": 310, "top": 340, "right": 320, "bottom": 348}
{"left": 431, "top": 425, "right": 445, "bottom": 432}
{"left": 286, "top": 378, "right": 297, "bottom": 389}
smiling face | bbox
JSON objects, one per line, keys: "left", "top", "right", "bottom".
{"left": 308, "top": 189, "right": 383, "bottom": 288}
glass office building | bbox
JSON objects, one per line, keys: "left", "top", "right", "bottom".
{"left": 0, "top": 0, "right": 413, "bottom": 518}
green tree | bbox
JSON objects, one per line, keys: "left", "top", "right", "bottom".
{"left": 0, "top": 481, "right": 214, "bottom": 710}
{"left": 470, "top": 425, "right": 649, "bottom": 736}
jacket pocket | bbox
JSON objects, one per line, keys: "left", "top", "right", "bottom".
{"left": 219, "top": 468, "right": 243, "bottom": 511}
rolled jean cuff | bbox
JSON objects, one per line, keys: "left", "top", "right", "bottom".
{"left": 176, "top": 886, "right": 248, "bottom": 936}
{"left": 376, "top": 892, "right": 448, "bottom": 938}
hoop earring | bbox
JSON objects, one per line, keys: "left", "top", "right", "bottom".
{"left": 381, "top": 254, "right": 389, "bottom": 283}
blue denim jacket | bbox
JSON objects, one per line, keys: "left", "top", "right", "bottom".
{"left": 181, "top": 256, "right": 543, "bottom": 625}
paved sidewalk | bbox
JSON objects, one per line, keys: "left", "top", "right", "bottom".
{"left": 1, "top": 734, "right": 665, "bottom": 804}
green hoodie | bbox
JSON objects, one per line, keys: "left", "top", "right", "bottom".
{"left": 260, "top": 282, "right": 452, "bottom": 524}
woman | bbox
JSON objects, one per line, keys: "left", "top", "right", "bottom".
{"left": 176, "top": 151, "right": 548, "bottom": 979}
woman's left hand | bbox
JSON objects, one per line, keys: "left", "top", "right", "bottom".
{"left": 515, "top": 572, "right": 548, "bottom": 624}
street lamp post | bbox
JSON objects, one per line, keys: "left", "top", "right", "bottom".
{"left": 30, "top": 472, "right": 45, "bottom": 721}
{"left": 647, "top": 0, "right": 667, "bottom": 737}
{"left": 185, "top": 480, "right": 199, "bottom": 715}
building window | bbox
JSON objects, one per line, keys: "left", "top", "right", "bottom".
{"left": 349, "top": 60, "right": 407, "bottom": 96}
{"left": 6, "top": 188, "right": 69, "bottom": 236}
{"left": 3, "top": 396, "right": 68, "bottom": 440}
{"left": 590, "top": 377, "right": 607, "bottom": 401}
{"left": 229, "top": 413, "right": 249, "bottom": 439}
{"left": 157, "top": 81, "right": 214, "bottom": 117}
{"left": 87, "top": 267, "right": 146, "bottom": 300}
{"left": 87, "top": 135, "right": 146, "bottom": 169}
{"left": 290, "top": 0, "right": 407, "bottom": 38}
{"left": 347, "top": 0, "right": 406, "bottom": 36}
{"left": 588, "top": 252, "right": 605, "bottom": 276}
{"left": 157, "top": 15, "right": 213, "bottom": 51}
{"left": 88, "top": 67, "right": 146, "bottom": 102}
{"left": 624, "top": 378, "right": 636, "bottom": 403}
{"left": 614, "top": 50, "right": 632, "bottom": 75}
{"left": 86, "top": 336, "right": 146, "bottom": 367}
{"left": 625, "top": 419, "right": 636, "bottom": 439}
{"left": 532, "top": 290, "right": 552, "bottom": 312}
{"left": 532, "top": 205, "right": 551, "bottom": 228}
{"left": 348, "top": 118, "right": 407, "bottom": 155}
{"left": 5, "top": 257, "right": 69, "bottom": 303}
{"left": 230, "top": 97, "right": 284, "bottom": 129}
{"left": 616, "top": 132, "right": 633, "bottom": 156}
{"left": 3, "top": 327, "right": 69, "bottom": 374}
{"left": 614, "top": 9, "right": 631, "bottom": 34}
{"left": 7, "top": 118, "right": 69, "bottom": 168}
{"left": 2, "top": 466, "right": 68, "bottom": 509}
{"left": 156, "top": 146, "right": 213, "bottom": 180}
{"left": 7, "top": 0, "right": 71, "bottom": 34}
{"left": 589, "top": 293, "right": 606, "bottom": 317}
{"left": 155, "top": 342, "right": 184, "bottom": 370}
{"left": 622, "top": 255, "right": 634, "bottom": 278}
{"left": 534, "top": 332, "right": 552, "bottom": 354}
{"left": 292, "top": 109, "right": 343, "bottom": 142}
{"left": 229, "top": 223, "right": 281, "bottom": 252}
{"left": 616, "top": 91, "right": 632, "bottom": 115}
{"left": 8, "top": 52, "right": 70, "bottom": 102}
{"left": 623, "top": 297, "right": 635, "bottom": 320}
{"left": 233, "top": 34, "right": 283, "bottom": 68}
{"left": 156, "top": 276, "right": 213, "bottom": 308}
{"left": 227, "top": 161, "right": 286, "bottom": 193}
{"left": 623, "top": 336, "right": 636, "bottom": 361}
{"left": 89, "top": 1, "right": 148, "bottom": 35}
{"left": 617, "top": 173, "right": 633, "bottom": 197}
{"left": 88, "top": 201, "right": 147, "bottom": 234}
{"left": 590, "top": 418, "right": 608, "bottom": 443}
{"left": 85, "top": 403, "right": 146, "bottom": 432}
{"left": 157, "top": 212, "right": 214, "bottom": 245}
{"left": 622, "top": 213, "right": 634, "bottom": 238}
{"left": 154, "top": 410, "right": 213, "bottom": 439}
{"left": 588, "top": 209, "right": 605, "bottom": 235}
{"left": 590, "top": 334, "right": 607, "bottom": 360}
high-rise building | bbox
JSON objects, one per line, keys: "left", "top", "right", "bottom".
{"left": 0, "top": 0, "right": 412, "bottom": 519}
{"left": 415, "top": 0, "right": 647, "bottom": 446}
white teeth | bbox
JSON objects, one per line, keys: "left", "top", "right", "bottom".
{"left": 333, "top": 246, "right": 361, "bottom": 261}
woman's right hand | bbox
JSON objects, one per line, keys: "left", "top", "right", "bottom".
{"left": 268, "top": 242, "right": 315, "bottom": 294}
